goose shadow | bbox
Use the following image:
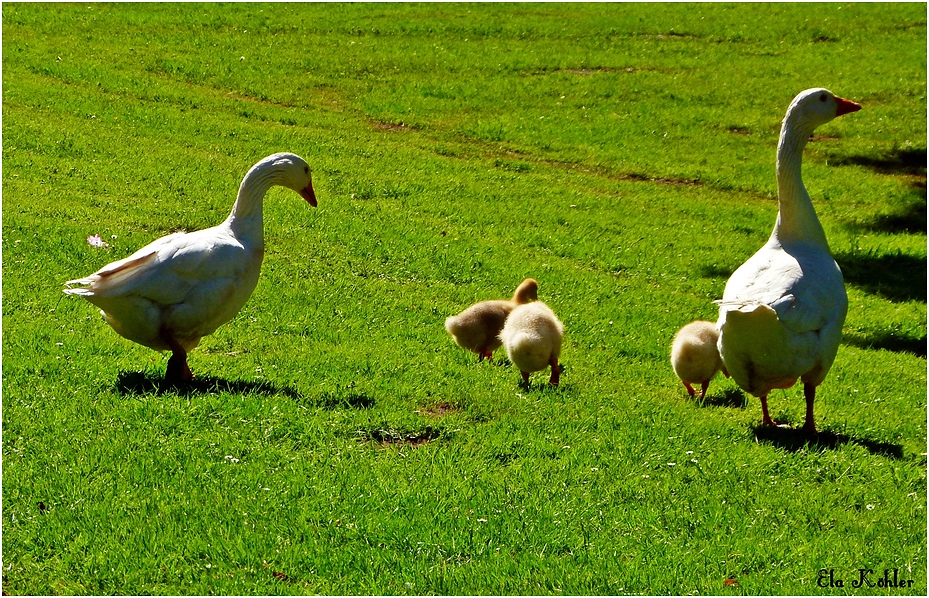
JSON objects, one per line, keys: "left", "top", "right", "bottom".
{"left": 113, "top": 371, "right": 375, "bottom": 409}
{"left": 842, "top": 330, "right": 927, "bottom": 358}
{"left": 752, "top": 425, "right": 904, "bottom": 459}
{"left": 834, "top": 250, "right": 927, "bottom": 304}
{"left": 858, "top": 197, "right": 927, "bottom": 235}
{"left": 114, "top": 370, "right": 304, "bottom": 398}
{"left": 831, "top": 146, "right": 926, "bottom": 178}
{"left": 832, "top": 146, "right": 927, "bottom": 234}
{"left": 698, "top": 263, "right": 734, "bottom": 281}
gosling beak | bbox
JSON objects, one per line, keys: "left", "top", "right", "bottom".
{"left": 835, "top": 95, "right": 862, "bottom": 117}
{"left": 299, "top": 183, "right": 317, "bottom": 207}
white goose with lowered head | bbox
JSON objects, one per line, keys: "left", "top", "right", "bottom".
{"left": 716, "top": 88, "right": 860, "bottom": 433}
{"left": 64, "top": 152, "right": 317, "bottom": 383}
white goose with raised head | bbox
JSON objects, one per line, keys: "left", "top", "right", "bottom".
{"left": 64, "top": 152, "right": 317, "bottom": 383}
{"left": 717, "top": 88, "right": 860, "bottom": 433}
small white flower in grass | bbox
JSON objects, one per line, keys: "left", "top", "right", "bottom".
{"left": 224, "top": 455, "right": 239, "bottom": 463}
{"left": 866, "top": 504, "right": 875, "bottom": 510}
{"left": 667, "top": 462, "right": 676, "bottom": 466}
{"left": 87, "top": 234, "right": 109, "bottom": 248}
{"left": 477, "top": 518, "right": 487, "bottom": 523}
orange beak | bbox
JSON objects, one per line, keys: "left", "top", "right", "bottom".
{"left": 299, "top": 183, "right": 317, "bottom": 207}
{"left": 835, "top": 95, "right": 862, "bottom": 117}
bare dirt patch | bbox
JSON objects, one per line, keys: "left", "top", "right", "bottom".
{"left": 369, "top": 120, "right": 411, "bottom": 132}
{"left": 420, "top": 401, "right": 459, "bottom": 418}
{"left": 617, "top": 171, "right": 703, "bottom": 187}
{"left": 359, "top": 425, "right": 441, "bottom": 447}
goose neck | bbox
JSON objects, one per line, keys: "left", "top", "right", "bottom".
{"left": 773, "top": 122, "right": 829, "bottom": 248}
{"left": 226, "top": 165, "right": 277, "bottom": 241}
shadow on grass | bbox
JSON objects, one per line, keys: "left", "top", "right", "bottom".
{"left": 115, "top": 370, "right": 305, "bottom": 398}
{"left": 833, "top": 146, "right": 927, "bottom": 235}
{"left": 843, "top": 331, "right": 927, "bottom": 358}
{"left": 752, "top": 425, "right": 904, "bottom": 459}
{"left": 698, "top": 263, "right": 734, "bottom": 281}
{"left": 832, "top": 146, "right": 926, "bottom": 175}
{"left": 316, "top": 391, "right": 376, "bottom": 410}
{"left": 514, "top": 363, "right": 569, "bottom": 392}
{"left": 698, "top": 388, "right": 907, "bottom": 459}
{"left": 698, "top": 388, "right": 747, "bottom": 409}
{"left": 113, "top": 371, "right": 376, "bottom": 409}
{"left": 835, "top": 250, "right": 927, "bottom": 304}
{"left": 860, "top": 197, "right": 927, "bottom": 235}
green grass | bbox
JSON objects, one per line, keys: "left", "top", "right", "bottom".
{"left": 2, "top": 2, "right": 926, "bottom": 595}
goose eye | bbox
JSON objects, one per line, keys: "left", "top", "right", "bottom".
{"left": 304, "top": 166, "right": 309, "bottom": 174}
{"left": 819, "top": 93, "right": 828, "bottom": 102}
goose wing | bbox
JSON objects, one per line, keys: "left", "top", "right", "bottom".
{"left": 64, "top": 226, "right": 252, "bottom": 306}
{"left": 719, "top": 243, "right": 845, "bottom": 334}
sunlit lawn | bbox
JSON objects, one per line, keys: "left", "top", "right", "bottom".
{"left": 2, "top": 3, "right": 926, "bottom": 595}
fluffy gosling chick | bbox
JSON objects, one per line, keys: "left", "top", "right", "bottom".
{"left": 670, "top": 320, "right": 727, "bottom": 399}
{"left": 499, "top": 301, "right": 564, "bottom": 386}
{"left": 445, "top": 278, "right": 539, "bottom": 362}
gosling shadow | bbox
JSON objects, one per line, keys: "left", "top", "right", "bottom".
{"left": 699, "top": 388, "right": 747, "bottom": 409}
{"left": 752, "top": 425, "right": 904, "bottom": 459}
{"left": 516, "top": 363, "right": 568, "bottom": 392}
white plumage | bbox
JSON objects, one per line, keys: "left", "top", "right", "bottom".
{"left": 499, "top": 301, "right": 564, "bottom": 386}
{"left": 64, "top": 152, "right": 317, "bottom": 383}
{"left": 717, "top": 89, "right": 860, "bottom": 432}
{"left": 671, "top": 320, "right": 726, "bottom": 399}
